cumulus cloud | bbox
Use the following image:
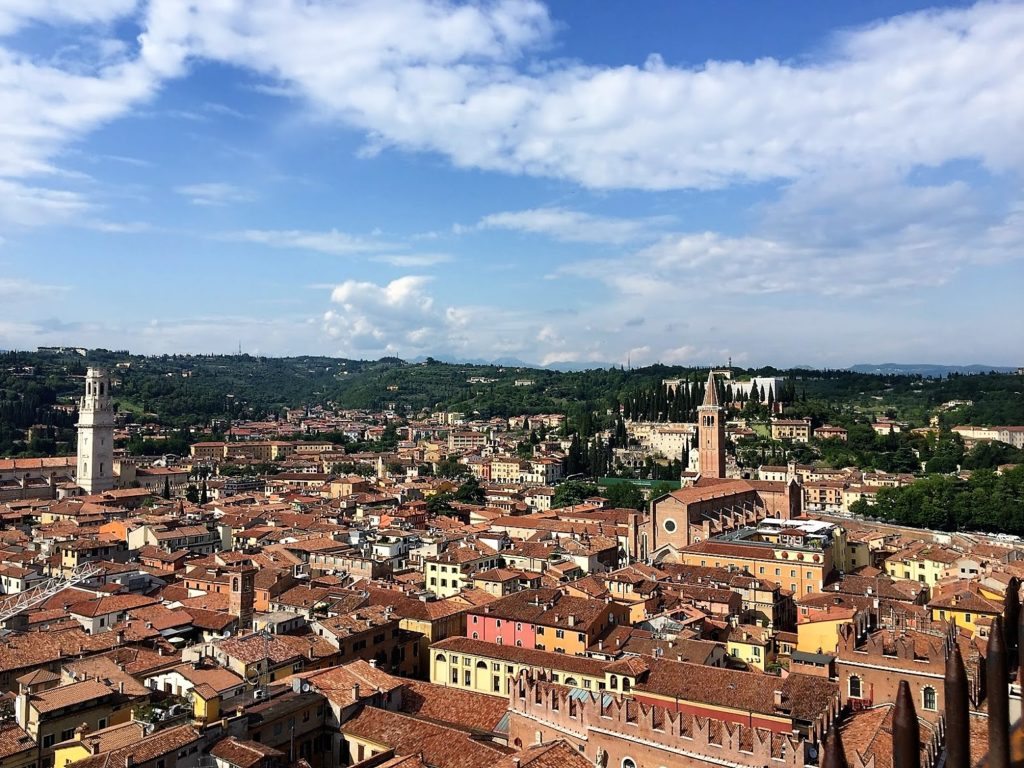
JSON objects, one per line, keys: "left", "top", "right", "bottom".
{"left": 322, "top": 276, "right": 444, "bottom": 355}
{"left": 5, "top": 1, "right": 1024, "bottom": 195}
{"left": 128, "top": 0, "right": 1024, "bottom": 190}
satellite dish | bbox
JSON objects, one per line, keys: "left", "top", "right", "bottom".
{"left": 222, "top": 631, "right": 232, "bottom": 639}
{"left": 302, "top": 683, "right": 311, "bottom": 693}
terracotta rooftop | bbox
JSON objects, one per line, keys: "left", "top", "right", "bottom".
{"left": 341, "top": 708, "right": 509, "bottom": 768}
{"left": 399, "top": 680, "right": 509, "bottom": 733}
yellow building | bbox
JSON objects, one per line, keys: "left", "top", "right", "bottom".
{"left": 928, "top": 591, "right": 1002, "bottom": 636}
{"left": 883, "top": 544, "right": 959, "bottom": 587}
{"left": 724, "top": 625, "right": 773, "bottom": 671}
{"left": 53, "top": 722, "right": 147, "bottom": 768}
{"left": 423, "top": 544, "right": 500, "bottom": 598}
{"left": 681, "top": 524, "right": 837, "bottom": 597}
{"left": 430, "top": 637, "right": 630, "bottom": 698}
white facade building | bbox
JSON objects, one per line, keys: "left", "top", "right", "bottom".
{"left": 76, "top": 367, "right": 115, "bottom": 494}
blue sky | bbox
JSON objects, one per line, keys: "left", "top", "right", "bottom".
{"left": 1, "top": 0, "right": 1022, "bottom": 367}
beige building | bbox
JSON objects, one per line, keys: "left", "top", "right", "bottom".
{"left": 771, "top": 418, "right": 812, "bottom": 443}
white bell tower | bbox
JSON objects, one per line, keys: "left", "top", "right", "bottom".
{"left": 76, "top": 367, "right": 115, "bottom": 494}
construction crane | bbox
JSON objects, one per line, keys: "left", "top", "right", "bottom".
{"left": 0, "top": 562, "right": 103, "bottom": 626}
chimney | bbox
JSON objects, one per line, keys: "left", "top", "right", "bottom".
{"left": 90, "top": 740, "right": 101, "bottom": 755}
{"left": 773, "top": 690, "right": 784, "bottom": 708}
{"left": 75, "top": 724, "right": 89, "bottom": 741}
{"left": 368, "top": 659, "right": 377, "bottom": 669}
{"left": 118, "top": 681, "right": 125, "bottom": 694}
{"left": 352, "top": 683, "right": 360, "bottom": 700}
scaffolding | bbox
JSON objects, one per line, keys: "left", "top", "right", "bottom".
{"left": 0, "top": 562, "right": 103, "bottom": 625}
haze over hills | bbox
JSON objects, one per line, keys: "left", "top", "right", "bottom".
{"left": 849, "top": 363, "right": 1019, "bottom": 377}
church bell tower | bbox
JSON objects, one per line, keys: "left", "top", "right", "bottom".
{"left": 697, "top": 370, "right": 726, "bottom": 479}
{"left": 76, "top": 367, "right": 115, "bottom": 494}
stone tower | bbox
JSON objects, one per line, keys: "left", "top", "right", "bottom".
{"left": 697, "top": 370, "right": 726, "bottom": 479}
{"left": 76, "top": 367, "right": 115, "bottom": 494}
{"left": 228, "top": 566, "right": 256, "bottom": 632}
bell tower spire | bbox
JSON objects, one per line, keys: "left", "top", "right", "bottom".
{"left": 698, "top": 370, "right": 725, "bottom": 479}
{"left": 76, "top": 367, "right": 115, "bottom": 494}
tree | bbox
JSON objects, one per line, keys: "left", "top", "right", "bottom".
{"left": 185, "top": 484, "right": 200, "bottom": 504}
{"left": 601, "top": 482, "right": 645, "bottom": 511}
{"left": 200, "top": 480, "right": 208, "bottom": 505}
{"left": 436, "top": 456, "right": 469, "bottom": 479}
{"left": 552, "top": 480, "right": 599, "bottom": 508}
{"left": 162, "top": 476, "right": 171, "bottom": 500}
{"left": 454, "top": 476, "right": 485, "bottom": 504}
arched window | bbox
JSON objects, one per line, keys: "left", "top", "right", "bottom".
{"left": 564, "top": 677, "right": 578, "bottom": 687}
{"left": 849, "top": 675, "right": 862, "bottom": 699}
{"left": 922, "top": 686, "right": 937, "bottom": 711}
{"left": 609, "top": 675, "right": 618, "bottom": 689}
{"left": 471, "top": 632, "right": 479, "bottom": 639}
{"left": 435, "top": 654, "right": 446, "bottom": 663}
{"left": 622, "top": 759, "right": 636, "bottom": 768}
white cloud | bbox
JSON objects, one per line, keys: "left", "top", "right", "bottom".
{"left": 478, "top": 207, "right": 672, "bottom": 244}
{"left": 323, "top": 276, "right": 442, "bottom": 355}
{"left": 0, "top": 179, "right": 91, "bottom": 226}
{"left": 372, "top": 253, "right": 454, "bottom": 267}
{"left": 4, "top": 0, "right": 1024, "bottom": 197}
{"left": 222, "top": 228, "right": 454, "bottom": 266}
{"left": 175, "top": 182, "right": 254, "bottom": 206}
{"left": 0, "top": 0, "right": 137, "bottom": 36}
{"left": 227, "top": 228, "right": 396, "bottom": 255}
{"left": 0, "top": 276, "right": 68, "bottom": 300}
{"left": 125, "top": 0, "right": 1024, "bottom": 191}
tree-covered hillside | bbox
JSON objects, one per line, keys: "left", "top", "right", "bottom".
{"left": 1, "top": 349, "right": 1022, "bottom": 457}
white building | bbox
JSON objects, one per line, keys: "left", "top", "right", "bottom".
{"left": 76, "top": 367, "right": 115, "bottom": 494}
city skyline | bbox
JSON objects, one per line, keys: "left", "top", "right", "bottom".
{"left": 2, "top": 0, "right": 1023, "bottom": 367}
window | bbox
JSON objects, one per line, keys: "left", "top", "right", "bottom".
{"left": 61, "top": 728, "right": 75, "bottom": 741}
{"left": 622, "top": 759, "right": 637, "bottom": 768}
{"left": 923, "top": 687, "right": 937, "bottom": 711}
{"left": 555, "top": 630, "right": 565, "bottom": 639}
{"left": 451, "top": 669, "right": 459, "bottom": 684}
{"left": 464, "top": 670, "right": 471, "bottom": 686}
{"left": 663, "top": 519, "right": 676, "bottom": 533}
{"left": 775, "top": 568, "right": 780, "bottom": 576}
{"left": 849, "top": 675, "right": 862, "bottom": 699}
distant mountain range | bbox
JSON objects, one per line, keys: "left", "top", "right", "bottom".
{"left": 409, "top": 355, "right": 617, "bottom": 372}
{"left": 849, "top": 363, "right": 1019, "bottom": 377}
